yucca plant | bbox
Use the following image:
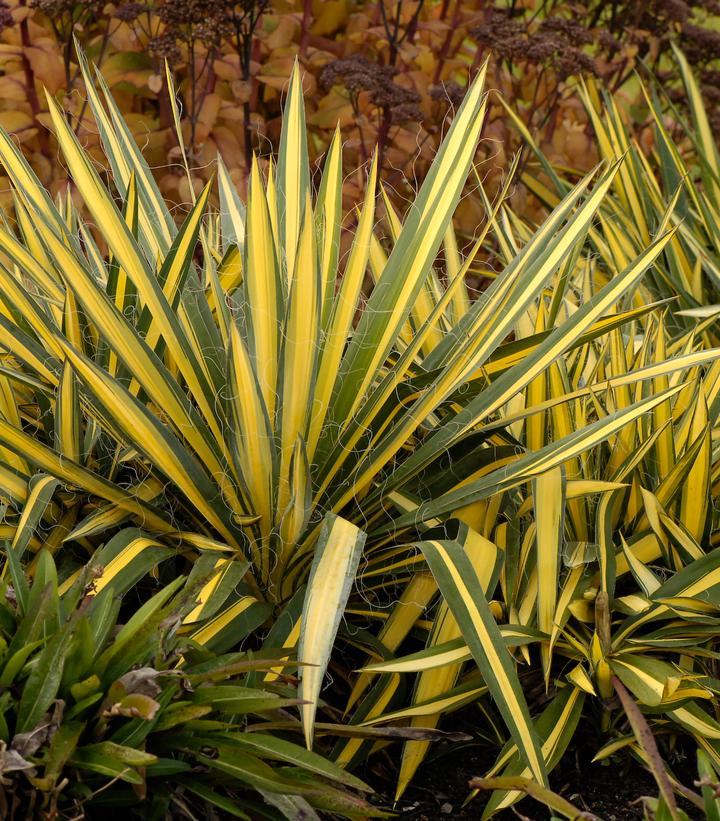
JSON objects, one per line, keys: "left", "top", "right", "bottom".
{"left": 0, "top": 48, "right": 716, "bottom": 804}
{"left": 337, "top": 261, "right": 720, "bottom": 808}
{"left": 0, "top": 543, "right": 380, "bottom": 820}
{"left": 400, "top": 57, "right": 720, "bottom": 814}
{"left": 330, "top": 157, "right": 720, "bottom": 791}
{"left": 510, "top": 45, "right": 720, "bottom": 332}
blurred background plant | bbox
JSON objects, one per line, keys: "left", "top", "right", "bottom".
{"left": 0, "top": 0, "right": 719, "bottom": 230}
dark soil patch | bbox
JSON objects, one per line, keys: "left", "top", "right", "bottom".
{"left": 362, "top": 715, "right": 704, "bottom": 820}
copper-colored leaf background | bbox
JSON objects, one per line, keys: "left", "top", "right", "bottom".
{"left": 0, "top": 0, "right": 715, "bottom": 235}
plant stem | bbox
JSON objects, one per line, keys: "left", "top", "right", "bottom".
{"left": 300, "top": 0, "right": 313, "bottom": 57}
{"left": 18, "top": 0, "right": 49, "bottom": 154}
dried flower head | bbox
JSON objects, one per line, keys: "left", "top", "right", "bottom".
{"left": 115, "top": 2, "right": 146, "bottom": 22}
{"left": 157, "top": 0, "right": 219, "bottom": 26}
{"left": 196, "top": 17, "right": 234, "bottom": 47}
{"left": 320, "top": 55, "right": 422, "bottom": 122}
{"left": 429, "top": 81, "right": 466, "bottom": 108}
{"left": 473, "top": 9, "right": 597, "bottom": 81}
{"left": 320, "top": 55, "right": 394, "bottom": 94}
{"left": 539, "top": 17, "right": 593, "bottom": 47}
{"left": 681, "top": 22, "right": 720, "bottom": 63}
{"left": 0, "top": 0, "right": 11, "bottom": 30}
{"left": 148, "top": 30, "right": 182, "bottom": 65}
{"left": 472, "top": 11, "right": 527, "bottom": 61}
{"left": 32, "top": 0, "right": 103, "bottom": 15}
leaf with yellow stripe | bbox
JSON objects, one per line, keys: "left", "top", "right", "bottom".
{"left": 0, "top": 413, "right": 176, "bottom": 535}
{"left": 276, "top": 201, "right": 320, "bottom": 544}
{"left": 419, "top": 539, "right": 546, "bottom": 786}
{"left": 57, "top": 341, "right": 241, "bottom": 549}
{"left": 44, "top": 91, "right": 226, "bottom": 462}
{"left": 390, "top": 521, "right": 502, "bottom": 798}
{"left": 242, "top": 156, "right": 282, "bottom": 418}
{"left": 8, "top": 473, "right": 59, "bottom": 561}
{"left": 298, "top": 513, "right": 366, "bottom": 750}
{"left": 139, "top": 177, "right": 214, "bottom": 353}
{"left": 679, "top": 390, "right": 711, "bottom": 544}
{"left": 384, "top": 384, "right": 685, "bottom": 532}
{"left": 315, "top": 126, "right": 343, "bottom": 329}
{"left": 345, "top": 572, "right": 437, "bottom": 714}
{"left": 321, "top": 61, "right": 489, "bottom": 451}
{"left": 228, "top": 321, "right": 275, "bottom": 561}
{"left": 276, "top": 61, "right": 310, "bottom": 283}
{"left": 75, "top": 45, "right": 175, "bottom": 256}
{"left": 671, "top": 43, "right": 720, "bottom": 210}
{"left": 183, "top": 554, "right": 251, "bottom": 624}
{"left": 85, "top": 528, "right": 174, "bottom": 599}
{"left": 479, "top": 687, "right": 585, "bottom": 818}
{"left": 55, "top": 359, "right": 80, "bottom": 464}
{"left": 217, "top": 154, "right": 245, "bottom": 251}
{"left": 189, "top": 595, "right": 271, "bottom": 653}
{"left": 533, "top": 467, "right": 565, "bottom": 683}
{"left": 372, "top": 221, "right": 677, "bottom": 510}
{"left": 307, "top": 153, "right": 377, "bottom": 461}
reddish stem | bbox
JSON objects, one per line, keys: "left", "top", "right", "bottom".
{"left": 19, "top": 0, "right": 49, "bottom": 154}
{"left": 433, "top": 0, "right": 462, "bottom": 84}
{"left": 300, "top": 0, "right": 313, "bottom": 57}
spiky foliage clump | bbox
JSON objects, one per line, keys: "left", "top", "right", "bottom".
{"left": 1, "top": 50, "right": 720, "bottom": 819}
{"left": 0, "top": 545, "right": 378, "bottom": 820}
